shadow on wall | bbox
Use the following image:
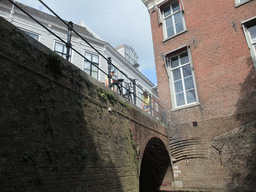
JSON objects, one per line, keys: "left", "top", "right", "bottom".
{"left": 0, "top": 21, "right": 133, "bottom": 191}
{"left": 226, "top": 57, "right": 256, "bottom": 191}
{"left": 140, "top": 137, "right": 173, "bottom": 192}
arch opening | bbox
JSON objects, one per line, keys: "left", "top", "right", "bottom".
{"left": 139, "top": 137, "right": 173, "bottom": 192}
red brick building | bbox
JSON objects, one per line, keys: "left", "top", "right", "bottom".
{"left": 142, "top": 0, "right": 256, "bottom": 190}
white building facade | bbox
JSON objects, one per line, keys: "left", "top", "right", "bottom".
{"left": 0, "top": 0, "right": 162, "bottom": 119}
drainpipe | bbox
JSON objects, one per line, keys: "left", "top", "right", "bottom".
{"left": 107, "top": 57, "right": 112, "bottom": 89}
{"left": 9, "top": 0, "right": 16, "bottom": 22}
{"left": 66, "top": 21, "right": 73, "bottom": 61}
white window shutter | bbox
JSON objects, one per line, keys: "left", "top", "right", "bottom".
{"left": 187, "top": 46, "right": 194, "bottom": 70}
{"left": 178, "top": 0, "right": 184, "bottom": 12}
{"left": 163, "top": 55, "right": 171, "bottom": 78}
{"left": 157, "top": 7, "right": 163, "bottom": 25}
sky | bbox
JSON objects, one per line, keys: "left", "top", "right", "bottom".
{"left": 15, "top": 0, "right": 158, "bottom": 85}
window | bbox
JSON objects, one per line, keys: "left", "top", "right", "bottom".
{"left": 125, "top": 45, "right": 138, "bottom": 65}
{"left": 243, "top": 18, "right": 256, "bottom": 68}
{"left": 84, "top": 52, "right": 99, "bottom": 80}
{"left": 24, "top": 31, "right": 39, "bottom": 41}
{"left": 162, "top": 1, "right": 185, "bottom": 38}
{"left": 248, "top": 25, "right": 256, "bottom": 55}
{"left": 155, "top": 102, "right": 159, "bottom": 112}
{"left": 54, "top": 42, "right": 71, "bottom": 61}
{"left": 166, "top": 49, "right": 198, "bottom": 108}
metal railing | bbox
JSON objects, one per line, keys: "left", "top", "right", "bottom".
{"left": 7, "top": 0, "right": 163, "bottom": 119}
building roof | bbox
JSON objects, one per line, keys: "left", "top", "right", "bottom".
{"left": 1, "top": 0, "right": 96, "bottom": 39}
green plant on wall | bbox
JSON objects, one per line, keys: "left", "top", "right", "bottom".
{"left": 105, "top": 91, "right": 117, "bottom": 106}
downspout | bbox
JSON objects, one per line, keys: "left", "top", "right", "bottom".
{"left": 9, "top": 0, "right": 16, "bottom": 22}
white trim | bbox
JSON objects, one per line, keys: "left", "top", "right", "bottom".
{"left": 241, "top": 15, "right": 256, "bottom": 25}
{"left": 235, "top": 0, "right": 252, "bottom": 8}
{"left": 166, "top": 48, "right": 199, "bottom": 110}
{"left": 83, "top": 50, "right": 100, "bottom": 80}
{"left": 242, "top": 18, "right": 256, "bottom": 69}
{"left": 20, "top": 28, "right": 41, "bottom": 41}
{"left": 53, "top": 40, "right": 73, "bottom": 63}
{"left": 161, "top": 0, "right": 186, "bottom": 39}
{"left": 163, "top": 44, "right": 188, "bottom": 56}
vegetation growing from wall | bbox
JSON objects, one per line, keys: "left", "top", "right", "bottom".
{"left": 0, "top": 20, "right": 141, "bottom": 191}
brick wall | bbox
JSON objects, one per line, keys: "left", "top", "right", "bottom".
{"left": 0, "top": 17, "right": 172, "bottom": 191}
{"left": 148, "top": 0, "right": 256, "bottom": 191}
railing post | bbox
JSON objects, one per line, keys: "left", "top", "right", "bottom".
{"left": 133, "top": 79, "right": 136, "bottom": 105}
{"left": 107, "top": 57, "right": 112, "bottom": 89}
{"left": 66, "top": 21, "right": 73, "bottom": 61}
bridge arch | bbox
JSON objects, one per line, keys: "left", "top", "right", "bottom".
{"left": 139, "top": 137, "right": 174, "bottom": 192}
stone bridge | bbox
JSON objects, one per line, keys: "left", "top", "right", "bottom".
{"left": 0, "top": 17, "right": 173, "bottom": 191}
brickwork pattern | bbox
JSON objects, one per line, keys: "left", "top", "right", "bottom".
{"left": 147, "top": 0, "right": 256, "bottom": 191}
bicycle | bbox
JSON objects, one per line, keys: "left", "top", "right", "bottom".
{"left": 111, "top": 79, "right": 133, "bottom": 103}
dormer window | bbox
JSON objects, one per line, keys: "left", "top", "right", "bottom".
{"left": 125, "top": 45, "right": 138, "bottom": 65}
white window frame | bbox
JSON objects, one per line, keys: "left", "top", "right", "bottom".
{"left": 83, "top": 51, "right": 99, "bottom": 80}
{"left": 235, "top": 0, "right": 251, "bottom": 7}
{"left": 22, "top": 30, "right": 40, "bottom": 41}
{"left": 165, "top": 47, "right": 199, "bottom": 110}
{"left": 53, "top": 41, "right": 72, "bottom": 62}
{"left": 155, "top": 102, "right": 159, "bottom": 112}
{"left": 125, "top": 45, "right": 138, "bottom": 65}
{"left": 242, "top": 18, "right": 256, "bottom": 69}
{"left": 162, "top": 0, "right": 186, "bottom": 39}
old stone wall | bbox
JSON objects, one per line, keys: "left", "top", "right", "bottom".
{"left": 0, "top": 17, "right": 171, "bottom": 192}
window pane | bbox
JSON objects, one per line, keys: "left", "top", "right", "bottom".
{"left": 174, "top": 11, "right": 182, "bottom": 23}
{"left": 55, "top": 43, "right": 63, "bottom": 53}
{"left": 186, "top": 90, "right": 196, "bottom": 104}
{"left": 248, "top": 25, "right": 256, "bottom": 40}
{"left": 165, "top": 16, "right": 173, "bottom": 27}
{"left": 92, "top": 55, "right": 99, "bottom": 63}
{"left": 167, "top": 26, "right": 175, "bottom": 37}
{"left": 180, "top": 52, "right": 189, "bottom": 64}
{"left": 172, "top": 1, "right": 180, "bottom": 12}
{"left": 63, "top": 46, "right": 67, "bottom": 54}
{"left": 84, "top": 61, "right": 90, "bottom": 70}
{"left": 174, "top": 80, "right": 183, "bottom": 93}
{"left": 173, "top": 68, "right": 181, "bottom": 80}
{"left": 84, "top": 69, "right": 90, "bottom": 75}
{"left": 171, "top": 56, "right": 179, "bottom": 68}
{"left": 182, "top": 65, "right": 192, "bottom": 77}
{"left": 175, "top": 21, "right": 184, "bottom": 34}
{"left": 27, "top": 33, "right": 39, "bottom": 40}
{"left": 176, "top": 92, "right": 185, "bottom": 106}
{"left": 163, "top": 5, "right": 171, "bottom": 17}
{"left": 85, "top": 52, "right": 91, "bottom": 60}
{"left": 91, "top": 64, "right": 98, "bottom": 72}
{"left": 184, "top": 76, "right": 194, "bottom": 90}
{"left": 91, "top": 71, "right": 98, "bottom": 79}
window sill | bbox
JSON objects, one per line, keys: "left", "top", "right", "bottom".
{"left": 171, "top": 102, "right": 200, "bottom": 112}
{"left": 235, "top": 0, "right": 252, "bottom": 8}
{"left": 163, "top": 30, "right": 188, "bottom": 43}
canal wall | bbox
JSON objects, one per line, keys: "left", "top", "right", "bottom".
{"left": 0, "top": 17, "right": 171, "bottom": 192}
